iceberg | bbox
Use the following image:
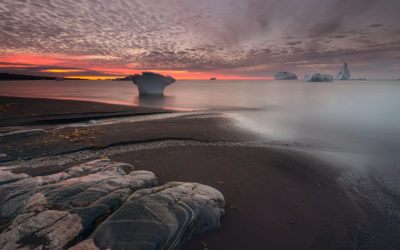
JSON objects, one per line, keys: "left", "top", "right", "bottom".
{"left": 303, "top": 74, "right": 311, "bottom": 82}
{"left": 336, "top": 62, "right": 350, "bottom": 80}
{"left": 274, "top": 72, "right": 298, "bottom": 80}
{"left": 131, "top": 72, "right": 175, "bottom": 95}
{"left": 310, "top": 73, "right": 333, "bottom": 82}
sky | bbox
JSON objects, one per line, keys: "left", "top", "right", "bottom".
{"left": 0, "top": 0, "right": 400, "bottom": 80}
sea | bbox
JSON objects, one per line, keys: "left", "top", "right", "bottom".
{"left": 1, "top": 79, "right": 400, "bottom": 190}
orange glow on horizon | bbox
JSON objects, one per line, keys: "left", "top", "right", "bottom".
{"left": 42, "top": 69, "right": 87, "bottom": 73}
{"left": 64, "top": 76, "right": 125, "bottom": 80}
{"left": 65, "top": 75, "right": 273, "bottom": 80}
{"left": 1, "top": 52, "right": 274, "bottom": 80}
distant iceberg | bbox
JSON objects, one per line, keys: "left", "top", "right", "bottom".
{"left": 310, "top": 73, "right": 333, "bottom": 82}
{"left": 131, "top": 72, "right": 175, "bottom": 95}
{"left": 336, "top": 62, "right": 350, "bottom": 80}
{"left": 274, "top": 72, "right": 298, "bottom": 80}
{"left": 303, "top": 74, "right": 311, "bottom": 82}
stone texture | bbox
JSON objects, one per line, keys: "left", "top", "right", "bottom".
{"left": 91, "top": 182, "right": 225, "bottom": 250}
{"left": 0, "top": 159, "right": 158, "bottom": 249}
{"left": 0, "top": 194, "right": 83, "bottom": 250}
{"left": 0, "top": 170, "right": 29, "bottom": 185}
{"left": 0, "top": 159, "right": 153, "bottom": 220}
{"left": 69, "top": 238, "right": 99, "bottom": 250}
{"left": 0, "top": 159, "right": 225, "bottom": 249}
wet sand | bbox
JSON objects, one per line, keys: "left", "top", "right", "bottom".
{"left": 0, "top": 96, "right": 397, "bottom": 249}
{"left": 0, "top": 96, "right": 171, "bottom": 127}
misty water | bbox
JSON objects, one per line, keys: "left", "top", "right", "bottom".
{"left": 1, "top": 79, "right": 400, "bottom": 188}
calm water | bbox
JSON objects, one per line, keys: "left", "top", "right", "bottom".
{"left": 1, "top": 79, "right": 400, "bottom": 181}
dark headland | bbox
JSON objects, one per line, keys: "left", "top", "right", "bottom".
{"left": 0, "top": 73, "right": 88, "bottom": 81}
{"left": 0, "top": 96, "right": 398, "bottom": 249}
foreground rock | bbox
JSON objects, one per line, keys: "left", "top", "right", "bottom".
{"left": 74, "top": 182, "right": 225, "bottom": 249}
{"left": 274, "top": 71, "right": 298, "bottom": 80}
{"left": 310, "top": 73, "right": 333, "bottom": 82}
{"left": 336, "top": 62, "right": 350, "bottom": 80}
{"left": 0, "top": 159, "right": 157, "bottom": 249}
{"left": 131, "top": 72, "right": 176, "bottom": 95}
{"left": 0, "top": 159, "right": 225, "bottom": 249}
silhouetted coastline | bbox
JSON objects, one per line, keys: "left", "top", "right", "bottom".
{"left": 0, "top": 73, "right": 89, "bottom": 81}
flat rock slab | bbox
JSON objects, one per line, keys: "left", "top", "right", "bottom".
{"left": 0, "top": 159, "right": 225, "bottom": 249}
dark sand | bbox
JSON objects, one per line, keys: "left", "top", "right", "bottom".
{"left": 0, "top": 96, "right": 398, "bottom": 249}
{"left": 0, "top": 96, "right": 171, "bottom": 127}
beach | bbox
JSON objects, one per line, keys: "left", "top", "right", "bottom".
{"left": 2, "top": 0, "right": 400, "bottom": 247}
{"left": 2, "top": 96, "right": 398, "bottom": 249}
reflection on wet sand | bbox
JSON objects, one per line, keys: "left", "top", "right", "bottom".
{"left": 133, "top": 95, "right": 194, "bottom": 111}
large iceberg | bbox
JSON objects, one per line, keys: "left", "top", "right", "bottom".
{"left": 131, "top": 72, "right": 175, "bottom": 95}
{"left": 274, "top": 71, "right": 298, "bottom": 80}
{"left": 336, "top": 62, "right": 350, "bottom": 80}
{"left": 310, "top": 73, "right": 333, "bottom": 82}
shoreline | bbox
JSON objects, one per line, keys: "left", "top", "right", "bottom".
{"left": 0, "top": 96, "right": 398, "bottom": 248}
{"left": 0, "top": 96, "right": 174, "bottom": 128}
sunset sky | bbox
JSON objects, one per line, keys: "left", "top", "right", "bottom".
{"left": 1, "top": 0, "right": 399, "bottom": 79}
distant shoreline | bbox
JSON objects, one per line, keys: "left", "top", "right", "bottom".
{"left": 0, "top": 73, "right": 92, "bottom": 81}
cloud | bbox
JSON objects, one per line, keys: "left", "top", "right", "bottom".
{"left": 286, "top": 41, "right": 302, "bottom": 46}
{"left": 0, "top": 0, "right": 399, "bottom": 78}
{"left": 369, "top": 24, "right": 384, "bottom": 28}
